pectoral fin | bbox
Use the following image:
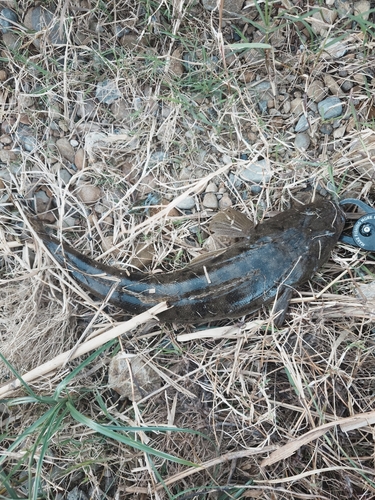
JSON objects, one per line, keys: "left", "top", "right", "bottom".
{"left": 209, "top": 208, "right": 254, "bottom": 238}
{"left": 272, "top": 287, "right": 294, "bottom": 328}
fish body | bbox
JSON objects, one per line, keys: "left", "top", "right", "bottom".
{"left": 36, "top": 199, "right": 345, "bottom": 324}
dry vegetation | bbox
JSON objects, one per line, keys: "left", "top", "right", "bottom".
{"left": 1, "top": 0, "right": 375, "bottom": 498}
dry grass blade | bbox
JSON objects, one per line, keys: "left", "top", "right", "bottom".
{"left": 262, "top": 410, "right": 375, "bottom": 467}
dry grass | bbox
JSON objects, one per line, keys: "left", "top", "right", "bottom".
{"left": 1, "top": 0, "right": 375, "bottom": 498}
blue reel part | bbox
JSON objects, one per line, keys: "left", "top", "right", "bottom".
{"left": 339, "top": 198, "right": 375, "bottom": 251}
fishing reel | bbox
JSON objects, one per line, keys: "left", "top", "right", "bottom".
{"left": 339, "top": 198, "right": 375, "bottom": 251}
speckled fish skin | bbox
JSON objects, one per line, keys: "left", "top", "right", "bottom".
{"left": 36, "top": 199, "right": 345, "bottom": 324}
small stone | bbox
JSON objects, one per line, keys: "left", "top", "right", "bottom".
{"left": 66, "top": 486, "right": 89, "bottom": 500}
{"left": 258, "top": 100, "right": 268, "bottom": 114}
{"left": 2, "top": 32, "right": 19, "bottom": 50}
{"left": 323, "top": 38, "right": 347, "bottom": 58}
{"left": 74, "top": 148, "right": 87, "bottom": 170}
{"left": 120, "top": 34, "right": 140, "bottom": 50}
{"left": 16, "top": 125, "right": 37, "bottom": 152}
{"left": 310, "top": 7, "right": 337, "bottom": 36}
{"left": 307, "top": 80, "right": 325, "bottom": 102}
{"left": 318, "top": 97, "right": 343, "bottom": 119}
{"left": 62, "top": 216, "right": 78, "bottom": 229}
{"left": 294, "top": 133, "right": 311, "bottom": 151}
{"left": 70, "top": 139, "right": 79, "bottom": 148}
{"left": 290, "top": 97, "right": 303, "bottom": 114}
{"left": 96, "top": 80, "right": 122, "bottom": 104}
{"left": 0, "top": 149, "right": 17, "bottom": 163}
{"left": 205, "top": 182, "right": 218, "bottom": 193}
{"left": 76, "top": 99, "right": 96, "bottom": 119}
{"left": 108, "top": 353, "right": 161, "bottom": 401}
{"left": 320, "top": 123, "right": 333, "bottom": 135}
{"left": 341, "top": 80, "right": 353, "bottom": 92}
{"left": 59, "top": 168, "right": 72, "bottom": 185}
{"left": 176, "top": 196, "right": 196, "bottom": 210}
{"left": 295, "top": 115, "right": 309, "bottom": 133}
{"left": 335, "top": 0, "right": 352, "bottom": 18}
{"left": 218, "top": 193, "right": 232, "bottom": 210}
{"left": 202, "top": 192, "right": 218, "bottom": 209}
{"left": 333, "top": 125, "right": 346, "bottom": 138}
{"left": 222, "top": 154, "right": 232, "bottom": 165}
{"left": 150, "top": 151, "right": 167, "bottom": 165}
{"left": 354, "top": 0, "right": 370, "bottom": 21}
{"left": 129, "top": 242, "right": 154, "bottom": 269}
{"left": 111, "top": 99, "right": 131, "bottom": 122}
{"left": 34, "top": 190, "right": 51, "bottom": 213}
{"left": 76, "top": 185, "right": 101, "bottom": 204}
{"left": 283, "top": 100, "right": 291, "bottom": 113}
{"left": 324, "top": 75, "right": 344, "bottom": 96}
{"left": 56, "top": 138, "right": 75, "bottom": 163}
{"left": 250, "top": 185, "right": 262, "bottom": 195}
{"left": 239, "top": 159, "right": 272, "bottom": 184}
{"left": 24, "top": 7, "right": 66, "bottom": 48}
{"left": 0, "top": 134, "right": 11, "bottom": 144}
{"left": 169, "top": 48, "right": 184, "bottom": 77}
{"left": 0, "top": 8, "right": 18, "bottom": 34}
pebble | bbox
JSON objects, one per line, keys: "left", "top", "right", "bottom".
{"left": 318, "top": 97, "right": 343, "bottom": 119}
{"left": 239, "top": 159, "right": 272, "bottom": 184}
{"left": 307, "top": 80, "right": 325, "bottom": 102}
{"left": 169, "top": 47, "right": 184, "bottom": 77}
{"left": 66, "top": 486, "right": 88, "bottom": 500}
{"left": 176, "top": 195, "right": 195, "bottom": 210}
{"left": 2, "top": 31, "right": 19, "bottom": 49}
{"left": 335, "top": 0, "right": 352, "bottom": 17}
{"left": 0, "top": 8, "right": 18, "bottom": 34}
{"left": 324, "top": 75, "right": 344, "bottom": 96}
{"left": 74, "top": 148, "right": 87, "bottom": 170}
{"left": 283, "top": 100, "right": 291, "bottom": 113}
{"left": 222, "top": 154, "right": 232, "bottom": 165}
{"left": 56, "top": 138, "right": 75, "bottom": 163}
{"left": 59, "top": 168, "right": 72, "bottom": 185}
{"left": 76, "top": 99, "right": 96, "bottom": 119}
{"left": 290, "top": 97, "right": 303, "bottom": 114}
{"left": 320, "top": 123, "right": 333, "bottom": 135}
{"left": 323, "top": 38, "right": 347, "bottom": 59}
{"left": 294, "top": 133, "right": 311, "bottom": 150}
{"left": 95, "top": 80, "right": 122, "bottom": 104}
{"left": 258, "top": 100, "right": 268, "bottom": 114}
{"left": 109, "top": 354, "right": 161, "bottom": 401}
{"left": 110, "top": 99, "right": 131, "bottom": 122}
{"left": 70, "top": 139, "right": 79, "bottom": 148}
{"left": 120, "top": 34, "right": 141, "bottom": 50}
{"left": 0, "top": 134, "right": 11, "bottom": 144}
{"left": 333, "top": 125, "right": 346, "bottom": 138}
{"left": 218, "top": 193, "right": 232, "bottom": 209}
{"left": 250, "top": 185, "right": 262, "bottom": 195}
{"left": 150, "top": 151, "right": 167, "bottom": 165}
{"left": 16, "top": 125, "right": 37, "bottom": 152}
{"left": 354, "top": 0, "right": 370, "bottom": 20}
{"left": 202, "top": 192, "right": 218, "bottom": 209}
{"left": 295, "top": 115, "right": 309, "bottom": 133}
{"left": 310, "top": 8, "right": 337, "bottom": 36}
{"left": 24, "top": 7, "right": 66, "bottom": 48}
{"left": 34, "top": 190, "right": 50, "bottom": 213}
{"left": 205, "top": 182, "right": 218, "bottom": 193}
{"left": 76, "top": 185, "right": 101, "bottom": 204}
{"left": 62, "top": 216, "right": 78, "bottom": 229}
